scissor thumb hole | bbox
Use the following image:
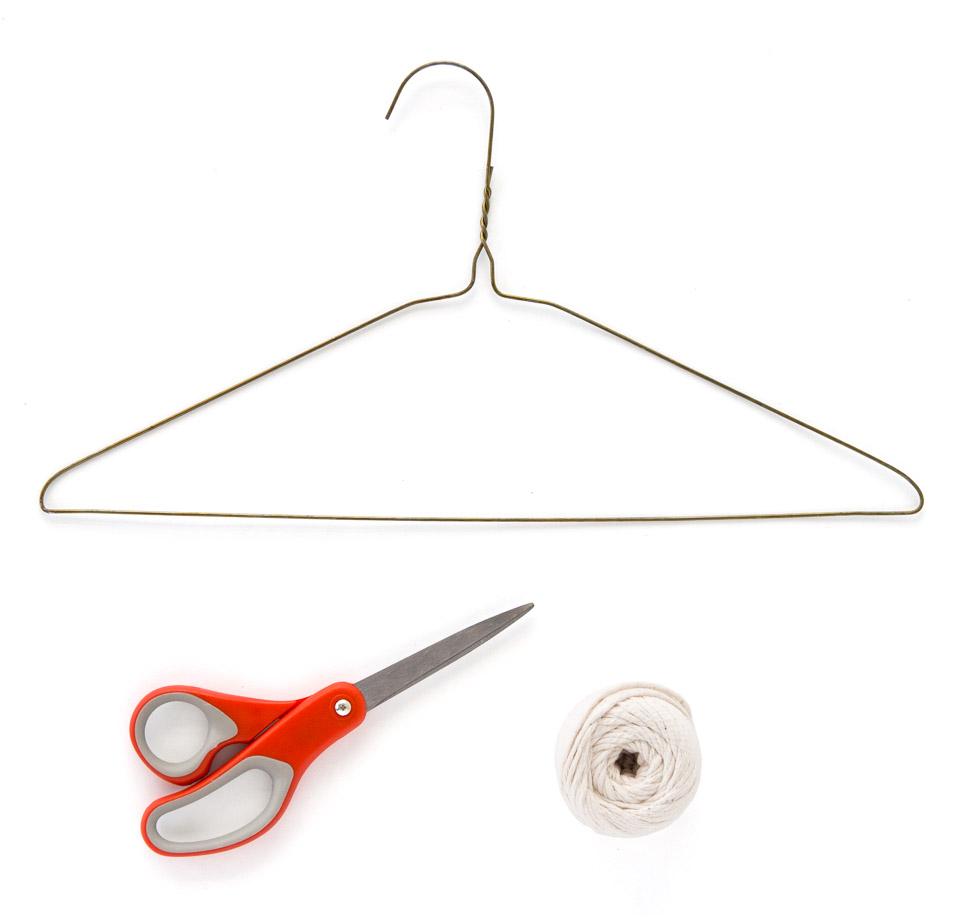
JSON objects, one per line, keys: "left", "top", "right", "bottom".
{"left": 135, "top": 693, "right": 239, "bottom": 780}
{"left": 144, "top": 756, "right": 295, "bottom": 855}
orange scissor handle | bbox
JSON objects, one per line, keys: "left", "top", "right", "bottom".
{"left": 137, "top": 682, "right": 366, "bottom": 856}
{"left": 131, "top": 686, "right": 300, "bottom": 785}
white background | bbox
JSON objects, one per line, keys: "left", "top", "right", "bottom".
{"left": 2, "top": 1, "right": 958, "bottom": 912}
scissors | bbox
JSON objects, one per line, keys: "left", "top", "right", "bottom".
{"left": 131, "top": 603, "right": 532, "bottom": 856}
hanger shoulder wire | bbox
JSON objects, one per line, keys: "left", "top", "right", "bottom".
{"left": 483, "top": 247, "right": 923, "bottom": 520}
{"left": 39, "top": 62, "right": 923, "bottom": 522}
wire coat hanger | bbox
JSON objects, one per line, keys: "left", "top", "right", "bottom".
{"left": 39, "top": 61, "right": 924, "bottom": 522}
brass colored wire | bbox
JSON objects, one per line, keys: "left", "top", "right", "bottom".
{"left": 39, "top": 61, "right": 924, "bottom": 522}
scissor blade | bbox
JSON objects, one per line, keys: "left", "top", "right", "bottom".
{"left": 355, "top": 603, "right": 533, "bottom": 711}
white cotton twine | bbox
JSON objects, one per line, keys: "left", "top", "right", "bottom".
{"left": 555, "top": 682, "right": 701, "bottom": 838}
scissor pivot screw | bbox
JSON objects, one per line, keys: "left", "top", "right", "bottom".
{"left": 334, "top": 699, "right": 352, "bottom": 717}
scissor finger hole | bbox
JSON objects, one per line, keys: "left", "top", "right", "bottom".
{"left": 144, "top": 701, "right": 210, "bottom": 764}
{"left": 134, "top": 693, "right": 239, "bottom": 780}
{"left": 146, "top": 756, "right": 295, "bottom": 854}
{"left": 156, "top": 768, "right": 273, "bottom": 844}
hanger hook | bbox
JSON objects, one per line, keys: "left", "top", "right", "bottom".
{"left": 386, "top": 61, "right": 496, "bottom": 247}
{"left": 385, "top": 61, "right": 495, "bottom": 171}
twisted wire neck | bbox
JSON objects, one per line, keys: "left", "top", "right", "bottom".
{"left": 481, "top": 166, "right": 493, "bottom": 244}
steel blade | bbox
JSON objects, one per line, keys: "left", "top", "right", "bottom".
{"left": 355, "top": 603, "right": 533, "bottom": 711}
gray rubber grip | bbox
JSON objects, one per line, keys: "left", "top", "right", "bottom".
{"left": 144, "top": 755, "right": 295, "bottom": 855}
{"left": 134, "top": 692, "right": 239, "bottom": 780}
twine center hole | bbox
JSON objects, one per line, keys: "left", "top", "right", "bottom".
{"left": 614, "top": 749, "right": 641, "bottom": 777}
